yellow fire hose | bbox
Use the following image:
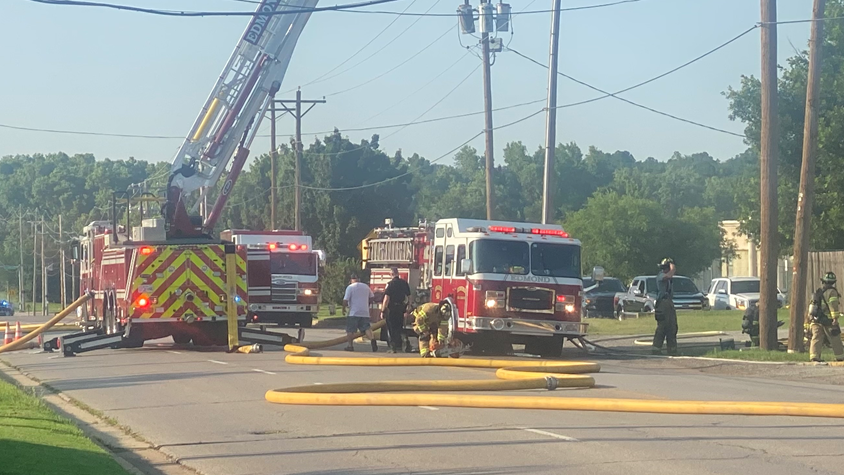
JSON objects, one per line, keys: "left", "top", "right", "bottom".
{"left": 265, "top": 320, "right": 844, "bottom": 418}
{"left": 0, "top": 293, "right": 92, "bottom": 354}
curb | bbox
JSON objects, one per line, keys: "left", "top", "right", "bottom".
{"left": 0, "top": 357, "right": 199, "bottom": 475}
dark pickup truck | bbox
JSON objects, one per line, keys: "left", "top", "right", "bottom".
{"left": 617, "top": 275, "right": 708, "bottom": 315}
{"left": 582, "top": 276, "right": 626, "bottom": 318}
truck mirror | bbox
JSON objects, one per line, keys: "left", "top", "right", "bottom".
{"left": 72, "top": 247, "right": 79, "bottom": 260}
{"left": 460, "top": 258, "right": 473, "bottom": 275}
{"left": 591, "top": 266, "right": 605, "bottom": 282}
{"left": 632, "top": 288, "right": 642, "bottom": 296}
{"left": 315, "top": 250, "right": 326, "bottom": 263}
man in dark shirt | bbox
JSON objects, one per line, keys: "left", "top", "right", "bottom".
{"left": 380, "top": 267, "right": 411, "bottom": 353}
{"left": 652, "top": 257, "right": 678, "bottom": 356}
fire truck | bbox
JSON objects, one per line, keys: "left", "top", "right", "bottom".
{"left": 56, "top": 1, "right": 320, "bottom": 355}
{"left": 221, "top": 230, "right": 321, "bottom": 328}
{"left": 362, "top": 218, "right": 587, "bottom": 357}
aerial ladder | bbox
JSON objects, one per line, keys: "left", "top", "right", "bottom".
{"left": 52, "top": 0, "right": 320, "bottom": 356}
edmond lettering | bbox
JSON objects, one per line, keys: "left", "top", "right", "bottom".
{"left": 242, "top": 0, "right": 283, "bottom": 45}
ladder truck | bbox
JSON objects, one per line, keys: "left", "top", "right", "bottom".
{"left": 58, "top": 0, "right": 319, "bottom": 356}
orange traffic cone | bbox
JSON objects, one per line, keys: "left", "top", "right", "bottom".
{"left": 3, "top": 322, "right": 10, "bottom": 345}
{"left": 37, "top": 333, "right": 43, "bottom": 348}
{"left": 14, "top": 322, "right": 21, "bottom": 341}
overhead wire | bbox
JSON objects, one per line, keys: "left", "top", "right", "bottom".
{"left": 506, "top": 47, "right": 748, "bottom": 138}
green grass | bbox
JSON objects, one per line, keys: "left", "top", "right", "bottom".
{"left": 0, "top": 380, "right": 130, "bottom": 475}
{"left": 702, "top": 347, "right": 834, "bottom": 362}
{"left": 586, "top": 308, "right": 791, "bottom": 336}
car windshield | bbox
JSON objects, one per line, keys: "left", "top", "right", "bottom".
{"left": 530, "top": 243, "right": 581, "bottom": 278}
{"left": 270, "top": 252, "right": 317, "bottom": 276}
{"left": 471, "top": 239, "right": 529, "bottom": 275}
{"left": 732, "top": 280, "right": 760, "bottom": 294}
{"left": 584, "top": 278, "right": 625, "bottom": 293}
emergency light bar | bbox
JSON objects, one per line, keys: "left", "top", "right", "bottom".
{"left": 246, "top": 243, "right": 312, "bottom": 251}
{"left": 486, "top": 225, "right": 569, "bottom": 238}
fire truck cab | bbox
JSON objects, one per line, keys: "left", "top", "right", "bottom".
{"left": 221, "top": 230, "right": 321, "bottom": 328}
{"left": 364, "top": 218, "right": 586, "bottom": 357}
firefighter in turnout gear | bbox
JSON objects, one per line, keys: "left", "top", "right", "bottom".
{"left": 412, "top": 301, "right": 450, "bottom": 358}
{"left": 652, "top": 257, "right": 678, "bottom": 356}
{"left": 808, "top": 271, "right": 844, "bottom": 363}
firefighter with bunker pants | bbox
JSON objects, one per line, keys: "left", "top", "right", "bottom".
{"left": 807, "top": 271, "right": 844, "bottom": 363}
{"left": 652, "top": 257, "right": 678, "bottom": 356}
{"left": 412, "top": 301, "right": 450, "bottom": 358}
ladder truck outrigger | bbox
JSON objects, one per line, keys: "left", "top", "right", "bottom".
{"left": 53, "top": 0, "right": 320, "bottom": 356}
{"left": 362, "top": 218, "right": 588, "bottom": 357}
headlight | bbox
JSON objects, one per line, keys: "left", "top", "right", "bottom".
{"left": 486, "top": 299, "right": 498, "bottom": 309}
{"left": 564, "top": 304, "right": 575, "bottom": 313}
{"left": 303, "top": 289, "right": 313, "bottom": 296}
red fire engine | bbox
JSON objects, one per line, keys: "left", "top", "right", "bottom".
{"left": 221, "top": 230, "right": 321, "bottom": 328}
{"left": 362, "top": 218, "right": 586, "bottom": 357}
{"left": 55, "top": 1, "right": 319, "bottom": 355}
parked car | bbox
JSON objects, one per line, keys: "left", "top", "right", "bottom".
{"left": 617, "top": 275, "right": 708, "bottom": 315}
{"left": 705, "top": 277, "right": 785, "bottom": 310}
{"left": 582, "top": 276, "right": 627, "bottom": 318}
{"left": 0, "top": 300, "right": 14, "bottom": 317}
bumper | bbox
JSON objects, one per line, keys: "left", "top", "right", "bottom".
{"left": 249, "top": 304, "right": 317, "bottom": 313}
{"left": 457, "top": 316, "right": 586, "bottom": 337}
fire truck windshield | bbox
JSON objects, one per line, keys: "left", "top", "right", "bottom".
{"left": 530, "top": 242, "right": 581, "bottom": 278}
{"left": 471, "top": 240, "right": 529, "bottom": 275}
{"left": 270, "top": 253, "right": 317, "bottom": 276}
{"left": 470, "top": 239, "right": 580, "bottom": 278}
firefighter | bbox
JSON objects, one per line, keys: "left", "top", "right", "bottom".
{"left": 412, "top": 301, "right": 450, "bottom": 358}
{"left": 652, "top": 257, "right": 678, "bottom": 356}
{"left": 741, "top": 301, "right": 760, "bottom": 347}
{"left": 808, "top": 271, "right": 844, "bottom": 363}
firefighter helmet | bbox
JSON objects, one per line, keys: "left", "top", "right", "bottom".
{"left": 822, "top": 271, "right": 837, "bottom": 285}
{"left": 659, "top": 257, "right": 674, "bottom": 269}
{"left": 438, "top": 300, "right": 452, "bottom": 318}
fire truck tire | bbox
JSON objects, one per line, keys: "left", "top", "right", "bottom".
{"left": 172, "top": 333, "right": 192, "bottom": 345}
{"left": 524, "top": 335, "right": 564, "bottom": 358}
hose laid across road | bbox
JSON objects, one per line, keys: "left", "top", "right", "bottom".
{"left": 265, "top": 320, "right": 844, "bottom": 418}
{"left": 0, "top": 293, "right": 91, "bottom": 354}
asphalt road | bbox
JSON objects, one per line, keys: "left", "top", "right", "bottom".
{"left": 2, "top": 327, "right": 844, "bottom": 475}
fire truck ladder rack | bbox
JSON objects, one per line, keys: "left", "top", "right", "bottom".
{"left": 366, "top": 238, "right": 416, "bottom": 264}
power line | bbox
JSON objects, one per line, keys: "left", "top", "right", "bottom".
{"left": 28, "top": 0, "right": 642, "bottom": 17}
{"left": 0, "top": 122, "right": 181, "bottom": 139}
{"left": 507, "top": 47, "right": 747, "bottom": 138}
{"left": 26, "top": 0, "right": 402, "bottom": 17}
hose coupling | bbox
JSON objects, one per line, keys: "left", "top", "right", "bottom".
{"left": 545, "top": 376, "right": 558, "bottom": 391}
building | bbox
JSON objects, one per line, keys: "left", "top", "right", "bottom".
{"left": 692, "top": 220, "right": 792, "bottom": 297}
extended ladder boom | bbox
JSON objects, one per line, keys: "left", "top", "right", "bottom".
{"left": 164, "top": 0, "right": 318, "bottom": 238}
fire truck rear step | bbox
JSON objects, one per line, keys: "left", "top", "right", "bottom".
{"left": 43, "top": 330, "right": 127, "bottom": 357}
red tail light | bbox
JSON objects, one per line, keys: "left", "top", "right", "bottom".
{"left": 288, "top": 243, "right": 297, "bottom": 251}
{"left": 140, "top": 246, "right": 154, "bottom": 255}
{"left": 136, "top": 295, "right": 150, "bottom": 308}
{"left": 557, "top": 295, "right": 566, "bottom": 303}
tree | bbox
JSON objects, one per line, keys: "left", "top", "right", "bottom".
{"left": 564, "top": 192, "right": 722, "bottom": 282}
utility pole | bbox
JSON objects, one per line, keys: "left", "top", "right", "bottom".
{"left": 458, "top": 1, "right": 509, "bottom": 220}
{"left": 789, "top": 0, "right": 826, "bottom": 353}
{"left": 759, "top": 0, "right": 780, "bottom": 351}
{"left": 30, "top": 221, "right": 37, "bottom": 316}
{"left": 542, "top": 0, "right": 562, "bottom": 224}
{"left": 274, "top": 90, "right": 325, "bottom": 231}
{"left": 60, "top": 215, "right": 66, "bottom": 308}
{"left": 269, "top": 81, "right": 280, "bottom": 230}
{"left": 480, "top": 0, "right": 496, "bottom": 220}
{"left": 18, "top": 207, "right": 24, "bottom": 311}
{"left": 41, "top": 216, "right": 46, "bottom": 316}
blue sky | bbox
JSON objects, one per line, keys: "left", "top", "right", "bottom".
{"left": 0, "top": 0, "right": 814, "bottom": 166}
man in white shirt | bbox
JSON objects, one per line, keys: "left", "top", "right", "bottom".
{"left": 343, "top": 274, "right": 376, "bottom": 352}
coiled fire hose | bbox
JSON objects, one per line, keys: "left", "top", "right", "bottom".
{"left": 0, "top": 293, "right": 91, "bottom": 354}
{"left": 265, "top": 320, "right": 844, "bottom": 418}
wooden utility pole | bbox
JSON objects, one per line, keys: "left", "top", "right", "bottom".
{"left": 542, "top": 0, "right": 562, "bottom": 224}
{"left": 274, "top": 90, "right": 325, "bottom": 231}
{"left": 18, "top": 207, "right": 24, "bottom": 311}
{"left": 60, "top": 215, "right": 67, "bottom": 308}
{"left": 31, "top": 222, "right": 37, "bottom": 316}
{"left": 789, "top": 0, "right": 826, "bottom": 353}
{"left": 759, "top": 0, "right": 780, "bottom": 350}
{"left": 481, "top": 0, "right": 496, "bottom": 220}
{"left": 270, "top": 87, "right": 278, "bottom": 230}
{"left": 41, "top": 216, "right": 46, "bottom": 316}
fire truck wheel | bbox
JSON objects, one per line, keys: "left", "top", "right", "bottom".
{"left": 172, "top": 333, "right": 192, "bottom": 345}
{"left": 524, "top": 335, "right": 564, "bottom": 358}
{"left": 298, "top": 315, "right": 314, "bottom": 328}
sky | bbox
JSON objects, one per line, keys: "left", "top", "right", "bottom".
{"left": 0, "top": 0, "right": 815, "bottom": 168}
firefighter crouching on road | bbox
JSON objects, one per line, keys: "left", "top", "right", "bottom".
{"left": 652, "top": 257, "right": 678, "bottom": 356}
{"left": 412, "top": 301, "right": 450, "bottom": 358}
{"left": 808, "top": 271, "right": 844, "bottom": 363}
